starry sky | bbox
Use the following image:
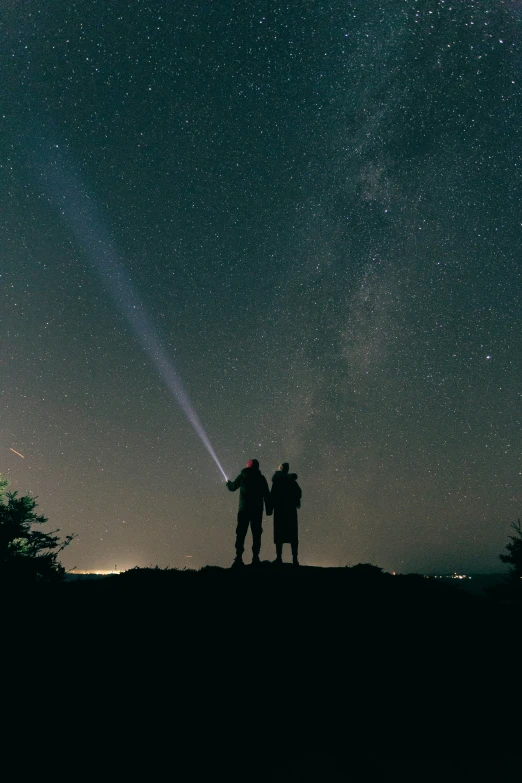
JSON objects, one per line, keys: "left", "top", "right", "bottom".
{"left": 2, "top": 1, "right": 521, "bottom": 573}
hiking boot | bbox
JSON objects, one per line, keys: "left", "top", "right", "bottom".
{"left": 273, "top": 557, "right": 283, "bottom": 566}
{"left": 293, "top": 559, "right": 300, "bottom": 567}
{"left": 251, "top": 555, "right": 261, "bottom": 567}
{"left": 231, "top": 556, "right": 244, "bottom": 569}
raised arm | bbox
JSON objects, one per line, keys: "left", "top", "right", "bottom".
{"left": 226, "top": 475, "right": 241, "bottom": 492}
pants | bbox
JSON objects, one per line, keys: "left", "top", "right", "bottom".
{"left": 235, "top": 510, "right": 263, "bottom": 557}
{"left": 276, "top": 541, "right": 299, "bottom": 560}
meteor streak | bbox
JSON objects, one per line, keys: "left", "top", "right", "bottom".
{"left": 31, "top": 131, "right": 227, "bottom": 480}
{"left": 9, "top": 448, "right": 25, "bottom": 458}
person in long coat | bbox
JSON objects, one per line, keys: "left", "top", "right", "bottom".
{"left": 226, "top": 459, "right": 272, "bottom": 567}
{"left": 271, "top": 462, "right": 302, "bottom": 566}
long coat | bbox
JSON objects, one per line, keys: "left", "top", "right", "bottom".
{"left": 271, "top": 471, "right": 302, "bottom": 544}
{"left": 226, "top": 467, "right": 272, "bottom": 515}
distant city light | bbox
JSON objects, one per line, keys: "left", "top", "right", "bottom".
{"left": 430, "top": 573, "right": 471, "bottom": 580}
{"left": 72, "top": 570, "right": 122, "bottom": 575}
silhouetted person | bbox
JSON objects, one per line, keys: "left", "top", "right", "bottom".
{"left": 271, "top": 463, "right": 302, "bottom": 566}
{"left": 226, "top": 459, "right": 272, "bottom": 567}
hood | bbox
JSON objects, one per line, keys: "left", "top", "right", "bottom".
{"left": 272, "top": 471, "right": 298, "bottom": 481}
{"left": 241, "top": 467, "right": 261, "bottom": 477}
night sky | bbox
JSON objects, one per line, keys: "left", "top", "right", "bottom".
{"left": 2, "top": 1, "right": 520, "bottom": 573}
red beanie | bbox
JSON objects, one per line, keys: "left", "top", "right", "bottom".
{"left": 246, "top": 459, "right": 259, "bottom": 469}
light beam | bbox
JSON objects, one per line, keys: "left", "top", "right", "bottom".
{"left": 32, "top": 135, "right": 227, "bottom": 481}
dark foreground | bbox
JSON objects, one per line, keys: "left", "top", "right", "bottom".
{"left": 6, "top": 564, "right": 520, "bottom": 780}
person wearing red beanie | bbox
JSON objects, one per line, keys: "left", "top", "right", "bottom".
{"left": 226, "top": 459, "right": 272, "bottom": 566}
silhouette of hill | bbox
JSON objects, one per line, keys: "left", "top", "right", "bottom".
{"left": 5, "top": 563, "right": 519, "bottom": 780}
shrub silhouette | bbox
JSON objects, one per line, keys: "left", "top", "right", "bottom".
{"left": 0, "top": 476, "right": 74, "bottom": 584}
{"left": 499, "top": 519, "right": 522, "bottom": 580}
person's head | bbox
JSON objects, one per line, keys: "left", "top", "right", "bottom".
{"left": 246, "top": 459, "right": 259, "bottom": 470}
{"left": 278, "top": 462, "right": 290, "bottom": 473}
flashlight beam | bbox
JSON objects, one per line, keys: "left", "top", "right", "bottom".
{"left": 32, "top": 131, "right": 227, "bottom": 481}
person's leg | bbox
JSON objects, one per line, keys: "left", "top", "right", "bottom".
{"left": 291, "top": 540, "right": 299, "bottom": 566}
{"left": 234, "top": 510, "right": 250, "bottom": 562}
{"left": 250, "top": 513, "right": 263, "bottom": 562}
{"left": 275, "top": 542, "right": 283, "bottom": 563}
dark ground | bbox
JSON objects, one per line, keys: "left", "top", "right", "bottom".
{"left": 6, "top": 564, "right": 520, "bottom": 780}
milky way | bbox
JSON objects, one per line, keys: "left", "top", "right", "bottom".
{"left": 2, "top": 1, "right": 520, "bottom": 572}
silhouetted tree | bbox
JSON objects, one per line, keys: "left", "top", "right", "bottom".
{"left": 499, "top": 519, "right": 522, "bottom": 580}
{"left": 0, "top": 474, "right": 8, "bottom": 503}
{"left": 0, "top": 475, "right": 74, "bottom": 584}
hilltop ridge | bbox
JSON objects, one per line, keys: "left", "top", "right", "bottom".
{"left": 6, "top": 562, "right": 519, "bottom": 779}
